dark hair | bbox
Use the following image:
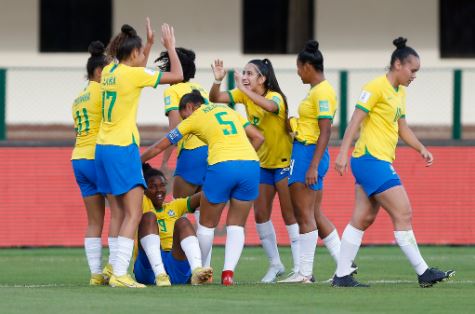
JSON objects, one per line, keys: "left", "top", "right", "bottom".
{"left": 248, "top": 58, "right": 289, "bottom": 118}
{"left": 390, "top": 37, "right": 419, "bottom": 70}
{"left": 142, "top": 163, "right": 166, "bottom": 183}
{"left": 106, "top": 24, "right": 142, "bottom": 62}
{"left": 178, "top": 90, "right": 205, "bottom": 111}
{"left": 297, "top": 40, "right": 324, "bottom": 72}
{"left": 155, "top": 47, "right": 196, "bottom": 82}
{"left": 86, "top": 41, "right": 108, "bottom": 79}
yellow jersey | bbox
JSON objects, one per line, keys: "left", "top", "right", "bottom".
{"left": 353, "top": 75, "right": 406, "bottom": 163}
{"left": 71, "top": 81, "right": 102, "bottom": 160}
{"left": 96, "top": 63, "right": 161, "bottom": 146}
{"left": 228, "top": 89, "right": 291, "bottom": 168}
{"left": 294, "top": 80, "right": 337, "bottom": 144}
{"left": 168, "top": 104, "right": 259, "bottom": 165}
{"left": 141, "top": 195, "right": 192, "bottom": 251}
{"left": 163, "top": 82, "right": 209, "bottom": 152}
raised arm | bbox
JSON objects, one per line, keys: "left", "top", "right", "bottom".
{"left": 398, "top": 118, "right": 433, "bottom": 166}
{"left": 335, "top": 108, "right": 367, "bottom": 176}
{"left": 209, "top": 59, "right": 231, "bottom": 103}
{"left": 244, "top": 123, "right": 264, "bottom": 151}
{"left": 160, "top": 110, "right": 181, "bottom": 173}
{"left": 141, "top": 137, "right": 173, "bottom": 163}
{"left": 159, "top": 24, "right": 183, "bottom": 84}
{"left": 140, "top": 17, "right": 154, "bottom": 67}
{"left": 233, "top": 70, "right": 278, "bottom": 113}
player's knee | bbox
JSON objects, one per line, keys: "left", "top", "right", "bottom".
{"left": 138, "top": 213, "right": 158, "bottom": 237}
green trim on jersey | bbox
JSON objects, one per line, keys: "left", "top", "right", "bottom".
{"left": 186, "top": 197, "right": 193, "bottom": 213}
{"left": 356, "top": 104, "right": 369, "bottom": 113}
{"left": 226, "top": 91, "right": 236, "bottom": 109}
{"left": 165, "top": 106, "right": 179, "bottom": 114}
{"left": 109, "top": 63, "right": 118, "bottom": 73}
{"left": 154, "top": 72, "right": 163, "bottom": 88}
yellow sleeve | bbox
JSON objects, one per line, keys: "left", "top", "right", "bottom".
{"left": 227, "top": 89, "right": 246, "bottom": 109}
{"left": 266, "top": 92, "right": 284, "bottom": 115}
{"left": 172, "top": 197, "right": 193, "bottom": 217}
{"left": 311, "top": 88, "right": 334, "bottom": 120}
{"left": 130, "top": 67, "right": 162, "bottom": 88}
{"left": 355, "top": 82, "right": 381, "bottom": 114}
{"left": 237, "top": 112, "right": 251, "bottom": 128}
{"left": 400, "top": 88, "right": 407, "bottom": 118}
{"left": 164, "top": 86, "right": 180, "bottom": 116}
{"left": 176, "top": 110, "right": 199, "bottom": 137}
{"left": 142, "top": 196, "right": 155, "bottom": 214}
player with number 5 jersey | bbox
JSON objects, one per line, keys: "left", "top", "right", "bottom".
{"left": 141, "top": 90, "right": 264, "bottom": 286}
{"left": 94, "top": 20, "right": 183, "bottom": 288}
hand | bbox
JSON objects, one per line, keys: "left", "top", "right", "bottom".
{"left": 211, "top": 59, "right": 227, "bottom": 81}
{"left": 420, "top": 147, "right": 433, "bottom": 167}
{"left": 234, "top": 69, "right": 244, "bottom": 89}
{"left": 145, "top": 17, "right": 155, "bottom": 46}
{"left": 334, "top": 151, "right": 348, "bottom": 176}
{"left": 160, "top": 23, "right": 175, "bottom": 50}
{"left": 305, "top": 165, "right": 318, "bottom": 187}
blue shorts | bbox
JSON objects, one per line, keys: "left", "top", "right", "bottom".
{"left": 95, "top": 144, "right": 146, "bottom": 196}
{"left": 203, "top": 160, "right": 260, "bottom": 204}
{"left": 260, "top": 167, "right": 290, "bottom": 185}
{"left": 134, "top": 248, "right": 191, "bottom": 285}
{"left": 72, "top": 159, "right": 100, "bottom": 197}
{"left": 288, "top": 141, "right": 329, "bottom": 191}
{"left": 174, "top": 146, "right": 208, "bottom": 186}
{"left": 351, "top": 154, "right": 402, "bottom": 197}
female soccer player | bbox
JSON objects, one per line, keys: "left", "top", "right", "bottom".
{"left": 333, "top": 37, "right": 455, "bottom": 288}
{"left": 95, "top": 21, "right": 183, "bottom": 288}
{"left": 279, "top": 40, "right": 338, "bottom": 283}
{"left": 209, "top": 58, "right": 299, "bottom": 283}
{"left": 133, "top": 163, "right": 213, "bottom": 286}
{"left": 142, "top": 90, "right": 264, "bottom": 285}
{"left": 71, "top": 41, "right": 124, "bottom": 285}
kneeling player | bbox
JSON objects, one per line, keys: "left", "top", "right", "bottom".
{"left": 133, "top": 163, "right": 213, "bottom": 286}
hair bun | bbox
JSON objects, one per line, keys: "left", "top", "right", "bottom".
{"left": 304, "top": 40, "right": 319, "bottom": 53}
{"left": 393, "top": 37, "right": 407, "bottom": 49}
{"left": 142, "top": 162, "right": 152, "bottom": 173}
{"left": 88, "top": 41, "right": 105, "bottom": 57}
{"left": 179, "top": 48, "right": 196, "bottom": 62}
{"left": 121, "top": 24, "right": 137, "bottom": 37}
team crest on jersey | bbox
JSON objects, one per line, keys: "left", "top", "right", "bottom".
{"left": 165, "top": 96, "right": 171, "bottom": 106}
{"left": 319, "top": 100, "right": 329, "bottom": 112}
{"left": 144, "top": 68, "right": 156, "bottom": 76}
{"left": 167, "top": 209, "right": 176, "bottom": 217}
{"left": 359, "top": 90, "right": 371, "bottom": 103}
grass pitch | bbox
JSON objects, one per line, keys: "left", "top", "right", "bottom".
{"left": 0, "top": 246, "right": 473, "bottom": 314}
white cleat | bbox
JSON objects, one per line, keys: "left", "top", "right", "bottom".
{"left": 261, "top": 264, "right": 286, "bottom": 283}
{"left": 277, "top": 271, "right": 314, "bottom": 284}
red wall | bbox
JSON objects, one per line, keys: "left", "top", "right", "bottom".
{"left": 0, "top": 147, "right": 473, "bottom": 246}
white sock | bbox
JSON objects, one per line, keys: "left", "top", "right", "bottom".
{"left": 196, "top": 213, "right": 213, "bottom": 267}
{"left": 197, "top": 224, "right": 215, "bottom": 266}
{"left": 299, "top": 230, "right": 318, "bottom": 277}
{"left": 223, "top": 225, "right": 245, "bottom": 271}
{"left": 84, "top": 237, "right": 102, "bottom": 274}
{"left": 286, "top": 223, "right": 300, "bottom": 273}
{"left": 336, "top": 224, "right": 364, "bottom": 277}
{"left": 394, "top": 230, "right": 428, "bottom": 275}
{"left": 113, "top": 236, "right": 134, "bottom": 276}
{"left": 108, "top": 237, "right": 118, "bottom": 266}
{"left": 180, "top": 236, "right": 202, "bottom": 271}
{"left": 140, "top": 234, "right": 166, "bottom": 276}
{"left": 322, "top": 229, "right": 341, "bottom": 265}
{"left": 256, "top": 221, "right": 282, "bottom": 267}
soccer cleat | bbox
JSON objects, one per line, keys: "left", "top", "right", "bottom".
{"left": 155, "top": 273, "right": 172, "bottom": 287}
{"left": 191, "top": 267, "right": 214, "bottom": 285}
{"left": 350, "top": 262, "right": 358, "bottom": 275}
{"left": 332, "top": 274, "right": 369, "bottom": 287}
{"left": 277, "top": 272, "right": 314, "bottom": 284}
{"left": 89, "top": 273, "right": 105, "bottom": 286}
{"left": 221, "top": 270, "right": 234, "bottom": 286}
{"left": 109, "top": 274, "right": 146, "bottom": 288}
{"left": 418, "top": 267, "right": 455, "bottom": 288}
{"left": 261, "top": 264, "right": 285, "bottom": 283}
{"left": 102, "top": 263, "right": 113, "bottom": 284}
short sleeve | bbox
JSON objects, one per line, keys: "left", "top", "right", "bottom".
{"left": 164, "top": 87, "right": 180, "bottom": 116}
{"left": 131, "top": 67, "right": 162, "bottom": 88}
{"left": 266, "top": 92, "right": 284, "bottom": 115}
{"left": 237, "top": 112, "right": 251, "bottom": 128}
{"left": 227, "top": 89, "right": 246, "bottom": 108}
{"left": 355, "top": 82, "right": 380, "bottom": 113}
{"left": 312, "top": 88, "right": 335, "bottom": 120}
{"left": 170, "top": 198, "right": 190, "bottom": 217}
{"left": 176, "top": 110, "right": 198, "bottom": 137}
{"left": 400, "top": 88, "right": 407, "bottom": 119}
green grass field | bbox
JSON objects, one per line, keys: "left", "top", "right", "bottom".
{"left": 0, "top": 246, "right": 473, "bottom": 314}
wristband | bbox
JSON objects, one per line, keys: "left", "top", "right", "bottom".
{"left": 214, "top": 79, "right": 222, "bottom": 84}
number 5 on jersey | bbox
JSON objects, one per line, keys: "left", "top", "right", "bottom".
{"left": 214, "top": 112, "right": 237, "bottom": 135}
{"left": 102, "top": 91, "right": 117, "bottom": 122}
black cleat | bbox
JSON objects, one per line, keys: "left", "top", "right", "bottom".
{"left": 418, "top": 267, "right": 455, "bottom": 288}
{"left": 332, "top": 274, "right": 369, "bottom": 287}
